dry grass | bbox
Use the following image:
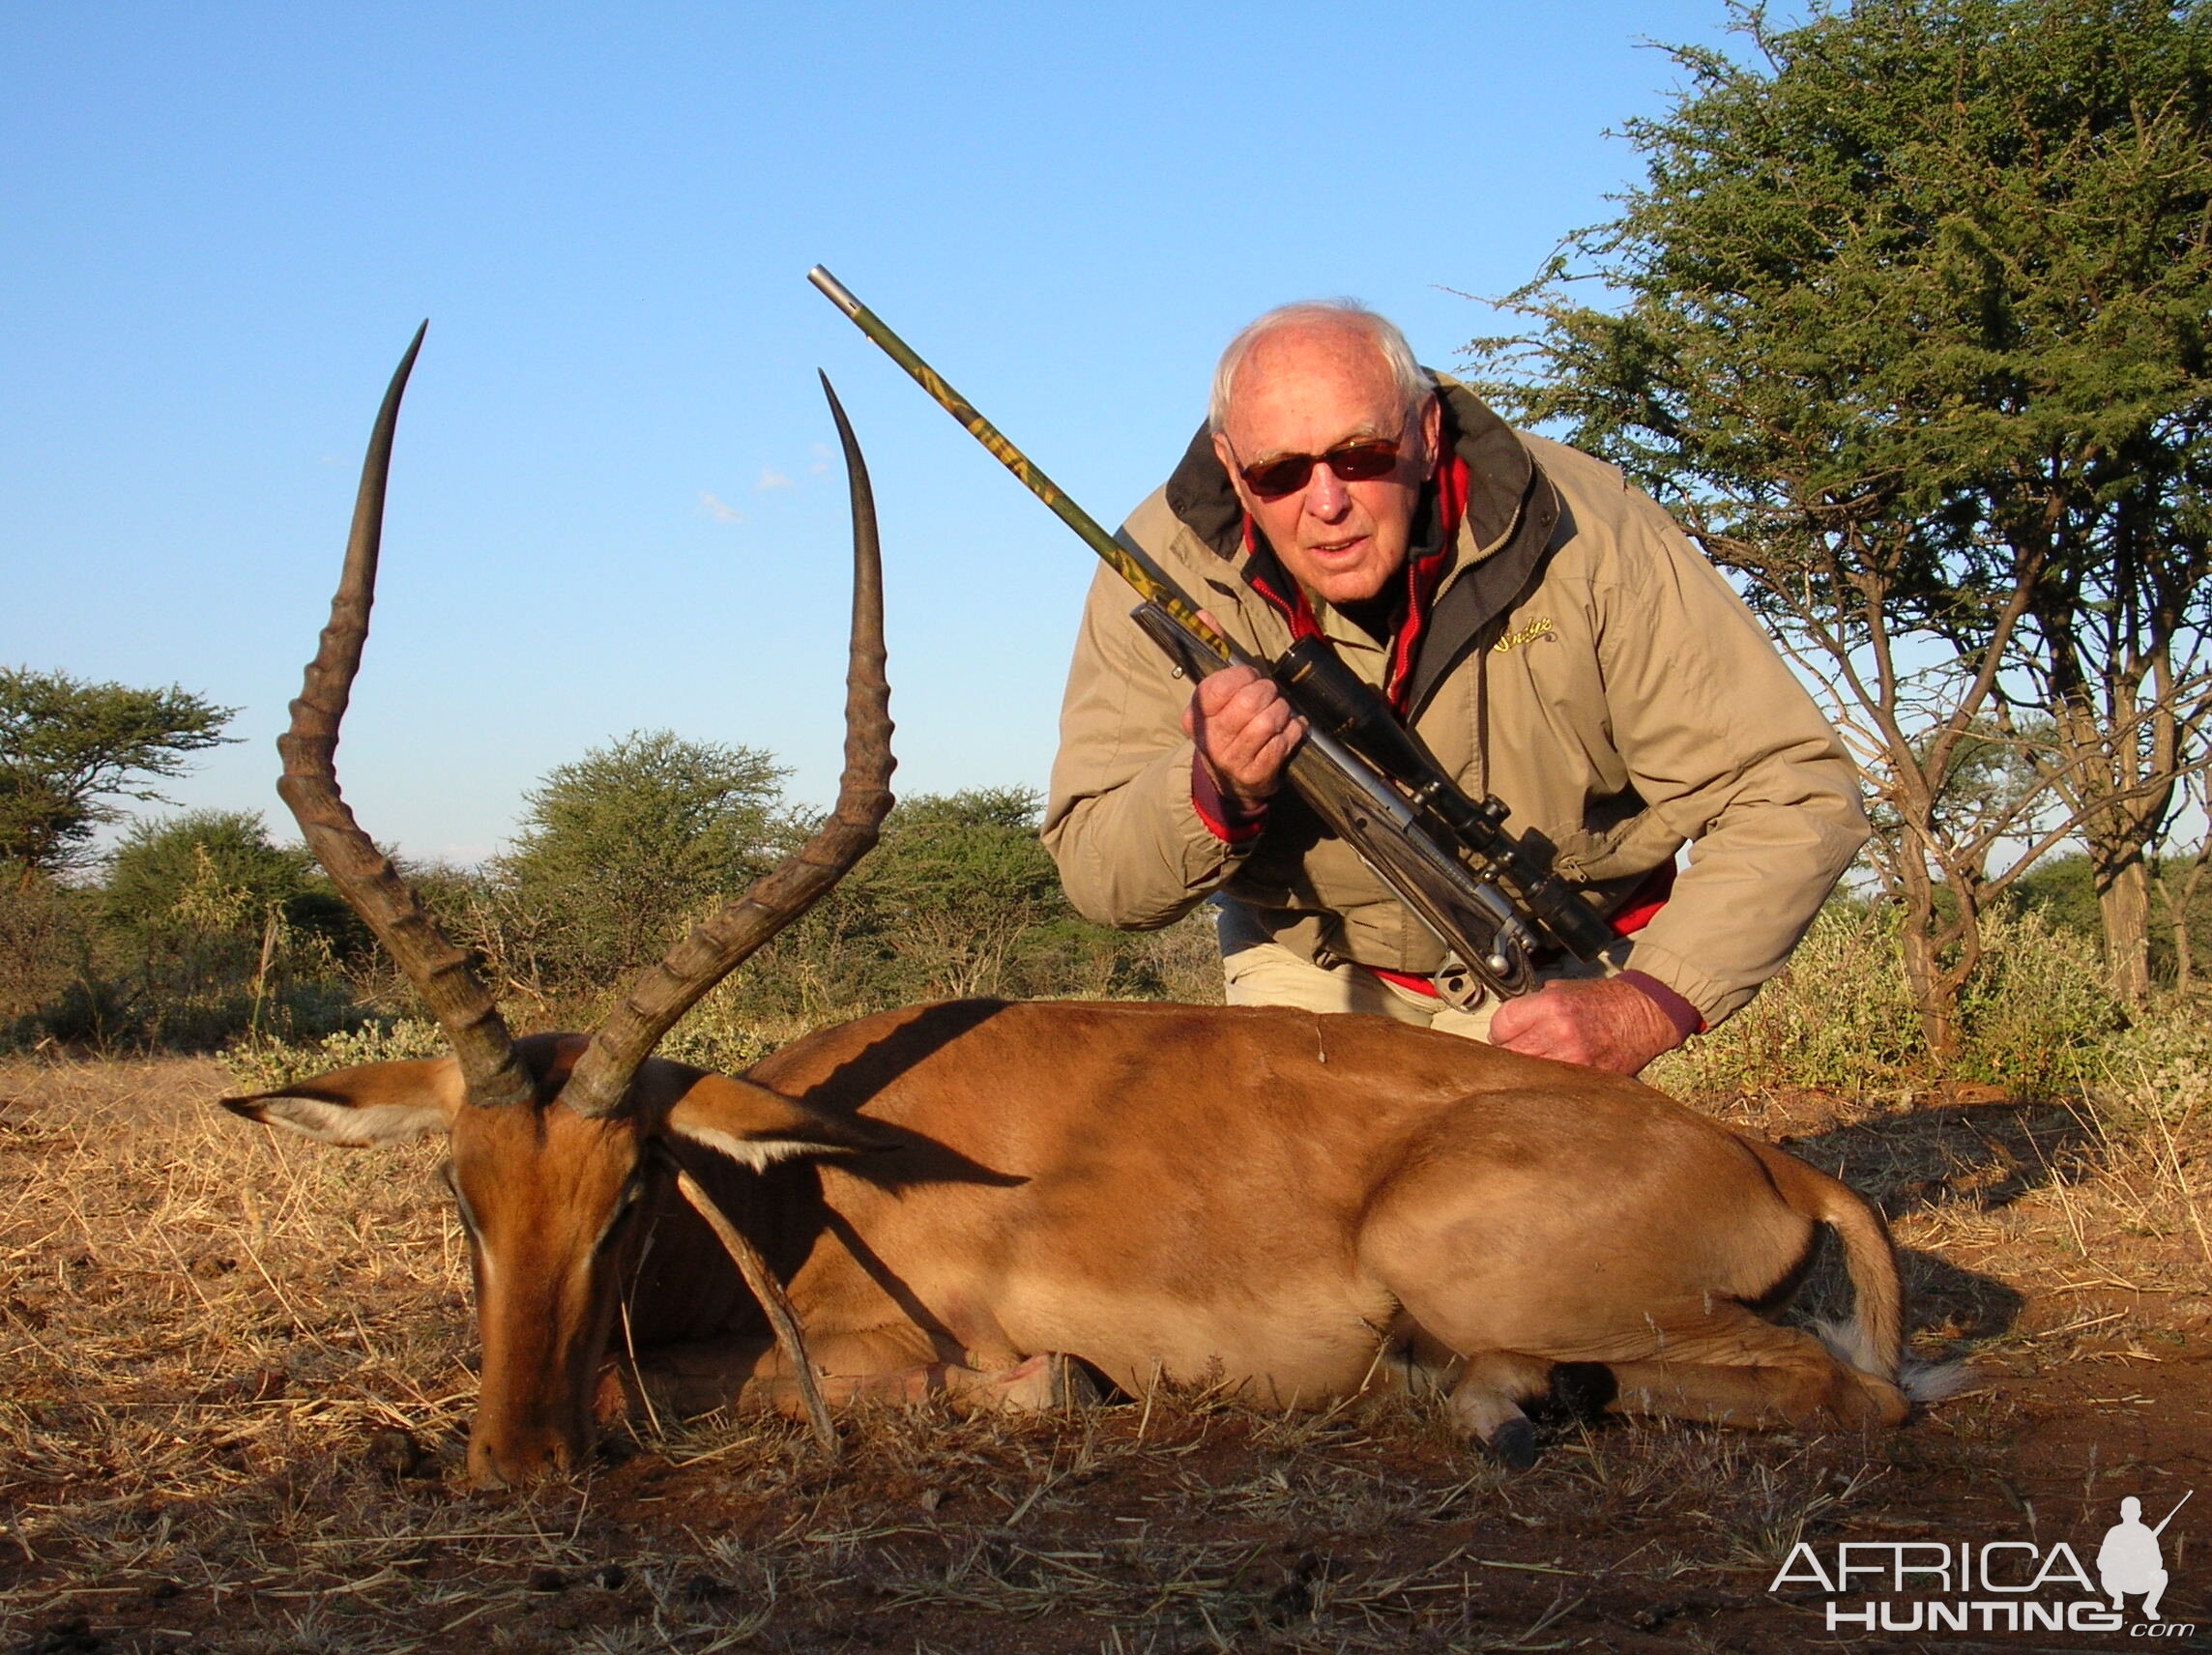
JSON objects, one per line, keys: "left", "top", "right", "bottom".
{"left": 0, "top": 1053, "right": 2204, "bottom": 1653}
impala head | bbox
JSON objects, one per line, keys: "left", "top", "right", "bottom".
{"left": 223, "top": 328, "right": 894, "bottom": 1487}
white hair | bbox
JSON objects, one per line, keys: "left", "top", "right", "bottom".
{"left": 1207, "top": 301, "right": 1435, "bottom": 434}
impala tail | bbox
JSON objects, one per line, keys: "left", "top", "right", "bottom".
{"left": 1743, "top": 1137, "right": 1960, "bottom": 1408}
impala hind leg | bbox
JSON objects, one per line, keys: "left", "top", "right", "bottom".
{"left": 1597, "top": 1306, "right": 1908, "bottom": 1430}
{"left": 1445, "top": 1351, "right": 1557, "bottom": 1470}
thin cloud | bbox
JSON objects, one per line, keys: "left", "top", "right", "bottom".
{"left": 756, "top": 467, "right": 795, "bottom": 490}
{"left": 698, "top": 491, "right": 742, "bottom": 523}
{"left": 809, "top": 442, "right": 831, "bottom": 476}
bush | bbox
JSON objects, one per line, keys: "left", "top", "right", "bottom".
{"left": 495, "top": 732, "right": 787, "bottom": 992}
{"left": 721, "top": 790, "right": 1225, "bottom": 1023}
{"left": 1649, "top": 902, "right": 2125, "bottom": 1100}
{"left": 221, "top": 1017, "right": 451, "bottom": 1092}
{"left": 2094, "top": 1003, "right": 2212, "bottom": 1128}
{"left": 0, "top": 875, "right": 100, "bottom": 1042}
{"left": 15, "top": 739, "right": 1227, "bottom": 1058}
{"left": 4, "top": 811, "right": 372, "bottom": 1054}
{"left": 2012, "top": 850, "right": 2212, "bottom": 989}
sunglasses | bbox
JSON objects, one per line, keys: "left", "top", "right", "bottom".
{"left": 1235, "top": 438, "right": 1405, "bottom": 502}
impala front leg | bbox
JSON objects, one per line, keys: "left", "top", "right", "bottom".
{"left": 1445, "top": 1350, "right": 1557, "bottom": 1470}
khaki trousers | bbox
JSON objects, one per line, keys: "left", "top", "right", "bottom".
{"left": 1216, "top": 905, "right": 1500, "bottom": 1042}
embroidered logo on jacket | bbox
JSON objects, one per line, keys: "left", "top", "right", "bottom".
{"left": 1492, "top": 616, "right": 1557, "bottom": 654}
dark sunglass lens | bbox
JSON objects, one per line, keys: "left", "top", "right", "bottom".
{"left": 1239, "top": 439, "right": 1400, "bottom": 500}
{"left": 1325, "top": 441, "right": 1400, "bottom": 480}
{"left": 1243, "top": 455, "right": 1318, "bottom": 499}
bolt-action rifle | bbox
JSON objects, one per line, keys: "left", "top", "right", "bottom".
{"left": 808, "top": 266, "right": 1619, "bottom": 1002}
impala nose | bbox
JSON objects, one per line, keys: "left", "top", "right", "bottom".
{"left": 467, "top": 1429, "right": 575, "bottom": 1489}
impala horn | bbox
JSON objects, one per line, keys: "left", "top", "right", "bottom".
{"left": 276, "top": 325, "right": 534, "bottom": 1112}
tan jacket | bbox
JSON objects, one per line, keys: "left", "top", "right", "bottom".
{"left": 1041, "top": 381, "right": 1868, "bottom": 1026}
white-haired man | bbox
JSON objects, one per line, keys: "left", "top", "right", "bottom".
{"left": 1041, "top": 302, "right": 1867, "bottom": 1074}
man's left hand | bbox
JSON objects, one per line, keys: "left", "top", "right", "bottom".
{"left": 1487, "top": 977, "right": 1682, "bottom": 1076}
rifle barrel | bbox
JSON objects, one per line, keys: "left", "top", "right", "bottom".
{"left": 2152, "top": 1490, "right": 2192, "bottom": 1535}
{"left": 808, "top": 266, "right": 1231, "bottom": 663}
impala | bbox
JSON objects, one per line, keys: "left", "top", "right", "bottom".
{"left": 227, "top": 334, "right": 1940, "bottom": 1489}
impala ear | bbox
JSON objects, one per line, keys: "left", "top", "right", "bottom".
{"left": 662, "top": 1072, "right": 892, "bottom": 1171}
{"left": 221, "top": 1058, "right": 466, "bottom": 1147}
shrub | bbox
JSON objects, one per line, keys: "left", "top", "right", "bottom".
{"left": 2094, "top": 1002, "right": 2212, "bottom": 1128}
{"left": 220, "top": 1017, "right": 451, "bottom": 1092}
{"left": 0, "top": 875, "right": 99, "bottom": 1041}
{"left": 495, "top": 732, "right": 787, "bottom": 991}
{"left": 1649, "top": 902, "right": 2124, "bottom": 1100}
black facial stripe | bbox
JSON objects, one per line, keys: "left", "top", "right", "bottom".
{"left": 437, "top": 1160, "right": 482, "bottom": 1239}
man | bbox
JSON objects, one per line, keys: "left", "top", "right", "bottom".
{"left": 2097, "top": 1495, "right": 2174, "bottom": 1621}
{"left": 1042, "top": 302, "right": 1867, "bottom": 1075}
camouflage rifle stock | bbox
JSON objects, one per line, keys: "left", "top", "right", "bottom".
{"left": 807, "top": 265, "right": 1616, "bottom": 1002}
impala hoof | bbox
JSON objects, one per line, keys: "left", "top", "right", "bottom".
{"left": 1483, "top": 1416, "right": 1538, "bottom": 1472}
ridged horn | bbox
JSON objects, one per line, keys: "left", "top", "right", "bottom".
{"left": 276, "top": 326, "right": 534, "bottom": 1113}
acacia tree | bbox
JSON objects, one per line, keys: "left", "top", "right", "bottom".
{"left": 493, "top": 730, "right": 788, "bottom": 991}
{"left": 1467, "top": 0, "right": 2212, "bottom": 1051}
{"left": 863, "top": 788, "right": 1066, "bottom": 1000}
{"left": 2148, "top": 758, "right": 2212, "bottom": 992}
{"left": 0, "top": 668, "right": 234, "bottom": 878}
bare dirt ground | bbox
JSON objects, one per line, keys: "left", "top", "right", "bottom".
{"left": 0, "top": 1054, "right": 2203, "bottom": 1654}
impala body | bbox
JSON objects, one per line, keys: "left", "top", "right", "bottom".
{"left": 227, "top": 331, "right": 1930, "bottom": 1488}
{"left": 233, "top": 997, "right": 1921, "bottom": 1484}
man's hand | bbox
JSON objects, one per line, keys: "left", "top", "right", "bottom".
{"left": 1488, "top": 977, "right": 1683, "bottom": 1076}
{"left": 1182, "top": 664, "right": 1308, "bottom": 812}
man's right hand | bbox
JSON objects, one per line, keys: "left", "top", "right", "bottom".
{"left": 1181, "top": 664, "right": 1308, "bottom": 813}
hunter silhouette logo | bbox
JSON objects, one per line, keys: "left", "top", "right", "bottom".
{"left": 1768, "top": 1489, "right": 2196, "bottom": 1636}
{"left": 2099, "top": 1492, "right": 2189, "bottom": 1623}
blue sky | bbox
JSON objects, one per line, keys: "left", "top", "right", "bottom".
{"left": 2, "top": 2, "right": 1749, "bottom": 862}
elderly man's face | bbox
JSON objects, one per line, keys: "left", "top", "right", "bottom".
{"left": 1211, "top": 323, "right": 1441, "bottom": 608}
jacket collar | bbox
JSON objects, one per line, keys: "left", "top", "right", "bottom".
{"left": 1162, "top": 377, "right": 1562, "bottom": 718}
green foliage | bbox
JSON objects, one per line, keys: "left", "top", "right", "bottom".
{"left": 5, "top": 706, "right": 1227, "bottom": 1053}
{"left": 0, "top": 875, "right": 100, "bottom": 1036}
{"left": 5, "top": 811, "right": 367, "bottom": 1054}
{"left": 856, "top": 787, "right": 1069, "bottom": 999}
{"left": 0, "top": 667, "right": 233, "bottom": 875}
{"left": 1649, "top": 901, "right": 2125, "bottom": 1099}
{"left": 2009, "top": 854, "right": 2102, "bottom": 939}
{"left": 220, "top": 1017, "right": 450, "bottom": 1092}
{"left": 103, "top": 809, "right": 356, "bottom": 953}
{"left": 731, "top": 787, "right": 1212, "bottom": 1020}
{"left": 1472, "top": 0, "right": 2212, "bottom": 547}
{"left": 2010, "top": 848, "right": 2212, "bottom": 985}
{"left": 494, "top": 731, "right": 788, "bottom": 988}
{"left": 2096, "top": 1004, "right": 2212, "bottom": 1125}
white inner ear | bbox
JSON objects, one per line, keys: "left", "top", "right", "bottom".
{"left": 665, "top": 1120, "right": 840, "bottom": 1172}
{"left": 246, "top": 1095, "right": 451, "bottom": 1147}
